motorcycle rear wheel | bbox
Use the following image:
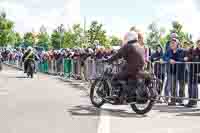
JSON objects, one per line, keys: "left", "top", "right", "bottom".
{"left": 130, "top": 86, "right": 156, "bottom": 115}
{"left": 130, "top": 99, "right": 154, "bottom": 115}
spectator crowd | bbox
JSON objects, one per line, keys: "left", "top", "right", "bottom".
{"left": 1, "top": 30, "right": 200, "bottom": 108}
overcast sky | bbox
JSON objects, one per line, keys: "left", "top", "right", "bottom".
{"left": 0, "top": 0, "right": 200, "bottom": 40}
{"left": 0, "top": 0, "right": 80, "bottom": 33}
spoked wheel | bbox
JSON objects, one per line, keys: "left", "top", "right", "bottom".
{"left": 130, "top": 85, "right": 156, "bottom": 115}
{"left": 90, "top": 79, "right": 108, "bottom": 108}
{"left": 130, "top": 99, "right": 154, "bottom": 115}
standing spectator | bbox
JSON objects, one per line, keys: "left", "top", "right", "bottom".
{"left": 175, "top": 43, "right": 188, "bottom": 105}
{"left": 163, "top": 38, "right": 185, "bottom": 105}
{"left": 150, "top": 45, "right": 164, "bottom": 95}
{"left": 184, "top": 38, "right": 200, "bottom": 107}
{"left": 165, "top": 33, "right": 178, "bottom": 51}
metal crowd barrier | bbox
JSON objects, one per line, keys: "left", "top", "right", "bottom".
{"left": 151, "top": 61, "right": 200, "bottom": 103}
{"left": 5, "top": 57, "right": 200, "bottom": 104}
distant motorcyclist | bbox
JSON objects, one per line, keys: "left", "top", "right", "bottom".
{"left": 22, "top": 46, "right": 38, "bottom": 73}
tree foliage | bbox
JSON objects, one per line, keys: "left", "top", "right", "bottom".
{"left": 0, "top": 11, "right": 15, "bottom": 46}
{"left": 0, "top": 11, "right": 196, "bottom": 50}
{"left": 109, "top": 36, "right": 121, "bottom": 46}
{"left": 14, "top": 32, "right": 22, "bottom": 47}
{"left": 72, "top": 24, "right": 84, "bottom": 47}
{"left": 87, "top": 21, "right": 108, "bottom": 47}
{"left": 37, "top": 25, "right": 49, "bottom": 50}
{"left": 23, "top": 32, "right": 35, "bottom": 46}
{"left": 50, "top": 30, "right": 61, "bottom": 49}
{"left": 50, "top": 24, "right": 65, "bottom": 49}
{"left": 161, "top": 21, "right": 193, "bottom": 48}
{"left": 145, "top": 22, "right": 161, "bottom": 50}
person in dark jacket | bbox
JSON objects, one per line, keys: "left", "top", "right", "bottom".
{"left": 165, "top": 33, "right": 179, "bottom": 51}
{"left": 163, "top": 39, "right": 186, "bottom": 105}
{"left": 106, "top": 31, "right": 146, "bottom": 100}
{"left": 184, "top": 39, "right": 200, "bottom": 107}
{"left": 150, "top": 45, "right": 164, "bottom": 96}
{"left": 22, "top": 46, "right": 38, "bottom": 73}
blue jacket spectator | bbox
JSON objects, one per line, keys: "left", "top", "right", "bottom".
{"left": 163, "top": 48, "right": 185, "bottom": 62}
{"left": 165, "top": 41, "right": 171, "bottom": 52}
{"left": 163, "top": 47, "right": 186, "bottom": 79}
{"left": 165, "top": 33, "right": 180, "bottom": 51}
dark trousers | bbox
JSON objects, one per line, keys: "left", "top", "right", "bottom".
{"left": 24, "top": 60, "right": 28, "bottom": 72}
{"left": 188, "top": 72, "right": 198, "bottom": 103}
{"left": 165, "top": 74, "right": 185, "bottom": 103}
{"left": 24, "top": 60, "right": 35, "bottom": 72}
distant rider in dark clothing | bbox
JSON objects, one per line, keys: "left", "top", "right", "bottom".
{"left": 22, "top": 46, "right": 38, "bottom": 73}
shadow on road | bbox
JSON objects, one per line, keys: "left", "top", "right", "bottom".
{"left": 8, "top": 76, "right": 27, "bottom": 79}
{"left": 58, "top": 78, "right": 90, "bottom": 97}
{"left": 176, "top": 112, "right": 200, "bottom": 117}
{"left": 68, "top": 105, "right": 147, "bottom": 118}
{"left": 153, "top": 104, "right": 200, "bottom": 113}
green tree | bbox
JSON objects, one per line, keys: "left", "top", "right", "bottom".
{"left": 50, "top": 24, "right": 65, "bottom": 49}
{"left": 37, "top": 33, "right": 49, "bottom": 50}
{"left": 71, "top": 24, "right": 84, "bottom": 47}
{"left": 63, "top": 30, "right": 75, "bottom": 48}
{"left": 0, "top": 11, "right": 15, "bottom": 46}
{"left": 109, "top": 36, "right": 121, "bottom": 46}
{"left": 163, "top": 21, "right": 192, "bottom": 48}
{"left": 37, "top": 25, "right": 49, "bottom": 50}
{"left": 51, "top": 30, "right": 61, "bottom": 49}
{"left": 160, "top": 34, "right": 170, "bottom": 49}
{"left": 23, "top": 32, "right": 35, "bottom": 46}
{"left": 87, "top": 21, "right": 108, "bottom": 47}
{"left": 12, "top": 32, "right": 23, "bottom": 47}
{"left": 145, "top": 22, "right": 161, "bottom": 50}
{"left": 172, "top": 21, "right": 192, "bottom": 43}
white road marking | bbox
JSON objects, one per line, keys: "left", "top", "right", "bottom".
{"left": 0, "top": 88, "right": 8, "bottom": 95}
{"left": 97, "top": 110, "right": 110, "bottom": 133}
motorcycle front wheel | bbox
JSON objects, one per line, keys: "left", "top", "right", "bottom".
{"left": 90, "top": 79, "right": 109, "bottom": 108}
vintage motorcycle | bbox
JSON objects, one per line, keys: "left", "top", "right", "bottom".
{"left": 26, "top": 59, "right": 35, "bottom": 78}
{"left": 90, "top": 63, "right": 161, "bottom": 115}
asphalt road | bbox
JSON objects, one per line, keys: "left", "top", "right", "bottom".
{"left": 2, "top": 66, "right": 200, "bottom": 133}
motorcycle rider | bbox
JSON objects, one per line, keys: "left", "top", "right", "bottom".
{"left": 105, "top": 31, "right": 149, "bottom": 100}
{"left": 22, "top": 46, "right": 38, "bottom": 73}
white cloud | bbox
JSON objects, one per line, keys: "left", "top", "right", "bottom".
{"left": 0, "top": 0, "right": 80, "bottom": 33}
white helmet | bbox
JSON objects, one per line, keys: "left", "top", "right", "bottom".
{"left": 126, "top": 31, "right": 138, "bottom": 42}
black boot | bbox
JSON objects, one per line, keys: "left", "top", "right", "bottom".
{"left": 185, "top": 100, "right": 197, "bottom": 108}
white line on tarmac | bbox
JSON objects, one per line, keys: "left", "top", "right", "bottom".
{"left": 97, "top": 106, "right": 111, "bottom": 133}
{"left": 0, "top": 89, "right": 8, "bottom": 95}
